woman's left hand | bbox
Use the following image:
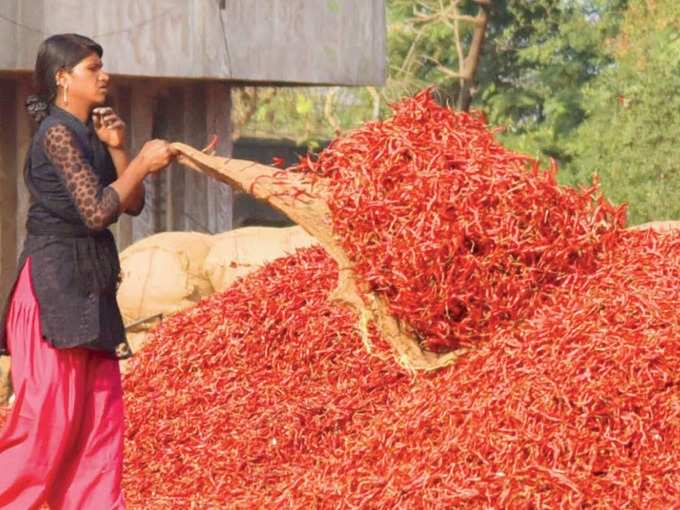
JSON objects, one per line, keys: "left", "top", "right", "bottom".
{"left": 93, "top": 107, "right": 126, "bottom": 149}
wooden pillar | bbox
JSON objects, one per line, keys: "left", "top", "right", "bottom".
{"left": 129, "top": 82, "right": 156, "bottom": 242}
{"left": 0, "top": 79, "right": 19, "bottom": 305}
{"left": 15, "top": 77, "right": 32, "bottom": 254}
{"left": 163, "top": 87, "right": 187, "bottom": 232}
{"left": 206, "top": 82, "right": 234, "bottom": 233}
{"left": 0, "top": 355, "right": 10, "bottom": 404}
{"left": 106, "top": 81, "right": 158, "bottom": 248}
{"left": 183, "top": 83, "right": 209, "bottom": 232}
{"left": 150, "top": 92, "right": 169, "bottom": 232}
{"left": 110, "top": 83, "right": 134, "bottom": 249}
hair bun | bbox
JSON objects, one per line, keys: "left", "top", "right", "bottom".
{"left": 25, "top": 95, "right": 49, "bottom": 123}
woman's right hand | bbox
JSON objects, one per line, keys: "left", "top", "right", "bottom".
{"left": 138, "top": 140, "right": 177, "bottom": 174}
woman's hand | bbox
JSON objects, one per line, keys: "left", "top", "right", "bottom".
{"left": 138, "top": 140, "right": 177, "bottom": 174}
{"left": 93, "top": 107, "right": 126, "bottom": 149}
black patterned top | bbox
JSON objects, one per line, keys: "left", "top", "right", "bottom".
{"left": 0, "top": 105, "right": 138, "bottom": 358}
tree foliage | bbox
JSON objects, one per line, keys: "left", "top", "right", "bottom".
{"left": 235, "top": 0, "right": 679, "bottom": 223}
{"left": 479, "top": 1, "right": 626, "bottom": 158}
{"left": 562, "top": 0, "right": 680, "bottom": 224}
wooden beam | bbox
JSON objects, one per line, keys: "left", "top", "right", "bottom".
{"left": 153, "top": 85, "right": 185, "bottom": 231}
{"left": 111, "top": 83, "right": 134, "bottom": 250}
{"left": 205, "top": 82, "right": 234, "bottom": 233}
{"left": 183, "top": 82, "right": 209, "bottom": 232}
{"left": 0, "top": 78, "right": 15, "bottom": 401}
{"left": 163, "top": 87, "right": 187, "bottom": 231}
{"left": 15, "top": 77, "right": 32, "bottom": 255}
{"left": 0, "top": 79, "right": 18, "bottom": 304}
{"left": 128, "top": 81, "right": 156, "bottom": 242}
{"left": 0, "top": 356, "right": 10, "bottom": 405}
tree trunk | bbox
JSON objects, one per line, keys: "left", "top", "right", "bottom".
{"left": 457, "top": 2, "right": 491, "bottom": 111}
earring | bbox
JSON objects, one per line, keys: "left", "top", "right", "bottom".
{"left": 63, "top": 84, "right": 69, "bottom": 105}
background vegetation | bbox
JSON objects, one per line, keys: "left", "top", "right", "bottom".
{"left": 233, "top": 0, "right": 679, "bottom": 225}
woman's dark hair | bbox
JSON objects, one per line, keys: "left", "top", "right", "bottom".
{"left": 25, "top": 33, "right": 103, "bottom": 124}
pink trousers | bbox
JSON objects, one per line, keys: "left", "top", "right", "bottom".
{"left": 0, "top": 258, "right": 125, "bottom": 509}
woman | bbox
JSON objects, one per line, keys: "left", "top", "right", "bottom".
{"left": 0, "top": 34, "right": 176, "bottom": 509}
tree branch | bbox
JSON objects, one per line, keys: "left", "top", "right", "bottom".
{"left": 423, "top": 55, "right": 467, "bottom": 80}
{"left": 457, "top": 4, "right": 490, "bottom": 111}
{"left": 366, "top": 86, "right": 381, "bottom": 120}
{"left": 324, "top": 87, "right": 341, "bottom": 135}
{"left": 452, "top": 1, "right": 466, "bottom": 100}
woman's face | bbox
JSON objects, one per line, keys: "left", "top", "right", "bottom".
{"left": 60, "top": 53, "right": 110, "bottom": 106}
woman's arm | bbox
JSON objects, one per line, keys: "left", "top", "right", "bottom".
{"left": 43, "top": 123, "right": 174, "bottom": 231}
{"left": 94, "top": 107, "right": 145, "bottom": 216}
{"left": 108, "top": 146, "right": 145, "bottom": 216}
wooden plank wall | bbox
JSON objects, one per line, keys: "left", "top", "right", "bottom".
{"left": 205, "top": 83, "right": 234, "bottom": 234}
{"left": 1, "top": 0, "right": 386, "bottom": 86}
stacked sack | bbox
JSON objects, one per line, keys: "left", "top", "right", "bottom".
{"left": 117, "top": 226, "right": 316, "bottom": 361}
{"left": 630, "top": 220, "right": 680, "bottom": 232}
{"left": 204, "top": 226, "right": 317, "bottom": 292}
{"left": 117, "top": 231, "right": 216, "bottom": 354}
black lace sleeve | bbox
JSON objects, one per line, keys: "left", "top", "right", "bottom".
{"left": 43, "top": 123, "right": 121, "bottom": 231}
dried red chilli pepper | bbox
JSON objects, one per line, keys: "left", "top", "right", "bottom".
{"left": 291, "top": 90, "right": 625, "bottom": 351}
{"left": 271, "top": 156, "right": 286, "bottom": 169}
{"left": 109, "top": 228, "right": 679, "bottom": 509}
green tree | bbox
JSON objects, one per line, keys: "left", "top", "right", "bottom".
{"left": 563, "top": 0, "right": 680, "bottom": 224}
{"left": 237, "top": 1, "right": 626, "bottom": 152}
{"left": 478, "top": 1, "right": 627, "bottom": 161}
{"left": 385, "top": 0, "right": 491, "bottom": 110}
{"left": 236, "top": 1, "right": 679, "bottom": 223}
{"left": 384, "top": 1, "right": 628, "bottom": 159}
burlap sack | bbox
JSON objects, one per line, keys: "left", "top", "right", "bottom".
{"left": 284, "top": 225, "right": 320, "bottom": 252}
{"left": 121, "top": 232, "right": 215, "bottom": 298}
{"left": 118, "top": 248, "right": 196, "bottom": 327}
{"left": 117, "top": 228, "right": 316, "bottom": 359}
{"left": 629, "top": 220, "right": 680, "bottom": 232}
{"left": 205, "top": 226, "right": 318, "bottom": 292}
{"left": 117, "top": 232, "right": 215, "bottom": 333}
